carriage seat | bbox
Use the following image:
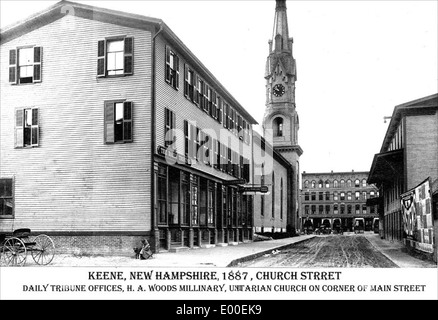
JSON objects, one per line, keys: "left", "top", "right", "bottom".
{"left": 13, "top": 228, "right": 36, "bottom": 246}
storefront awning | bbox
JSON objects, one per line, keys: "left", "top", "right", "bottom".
{"left": 368, "top": 149, "right": 404, "bottom": 185}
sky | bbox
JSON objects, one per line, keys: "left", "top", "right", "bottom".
{"left": 1, "top": 0, "right": 437, "bottom": 175}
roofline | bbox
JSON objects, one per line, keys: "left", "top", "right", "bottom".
{"left": 0, "top": 0, "right": 258, "bottom": 125}
{"left": 380, "top": 93, "right": 438, "bottom": 153}
{"left": 302, "top": 171, "right": 370, "bottom": 176}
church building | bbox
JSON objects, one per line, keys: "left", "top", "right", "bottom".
{"left": 255, "top": 0, "right": 303, "bottom": 233}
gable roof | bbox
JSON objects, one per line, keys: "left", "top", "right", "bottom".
{"left": 380, "top": 93, "right": 438, "bottom": 153}
{"left": 0, "top": 0, "right": 258, "bottom": 124}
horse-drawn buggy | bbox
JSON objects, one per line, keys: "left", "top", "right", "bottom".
{"left": 0, "top": 228, "right": 55, "bottom": 266}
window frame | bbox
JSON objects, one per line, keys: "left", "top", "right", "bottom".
{"left": 15, "top": 107, "right": 39, "bottom": 148}
{"left": 104, "top": 100, "right": 133, "bottom": 144}
{"left": 0, "top": 178, "right": 14, "bottom": 218}
{"left": 164, "top": 108, "right": 176, "bottom": 149}
{"left": 10, "top": 46, "right": 43, "bottom": 85}
{"left": 97, "top": 36, "right": 134, "bottom": 78}
{"left": 165, "top": 45, "right": 179, "bottom": 89}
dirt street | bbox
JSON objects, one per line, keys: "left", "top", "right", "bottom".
{"left": 238, "top": 234, "right": 398, "bottom": 268}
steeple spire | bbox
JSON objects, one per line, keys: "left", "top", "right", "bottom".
{"left": 271, "top": 0, "right": 290, "bottom": 52}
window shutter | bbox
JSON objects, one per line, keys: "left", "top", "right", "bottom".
{"left": 165, "top": 46, "right": 170, "bottom": 83}
{"left": 104, "top": 102, "right": 114, "bottom": 143}
{"left": 33, "top": 47, "right": 42, "bottom": 83}
{"left": 31, "top": 108, "right": 39, "bottom": 146}
{"left": 175, "top": 54, "right": 179, "bottom": 89}
{"left": 9, "top": 49, "right": 17, "bottom": 84}
{"left": 15, "top": 109, "right": 24, "bottom": 148}
{"left": 97, "top": 40, "right": 106, "bottom": 77}
{"left": 123, "top": 101, "right": 133, "bottom": 142}
{"left": 124, "top": 37, "right": 133, "bottom": 75}
{"left": 184, "top": 64, "right": 188, "bottom": 97}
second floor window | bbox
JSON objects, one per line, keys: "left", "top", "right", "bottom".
{"left": 104, "top": 101, "right": 133, "bottom": 144}
{"left": 165, "top": 46, "right": 179, "bottom": 89}
{"left": 97, "top": 37, "right": 133, "bottom": 77}
{"left": 15, "top": 108, "right": 39, "bottom": 148}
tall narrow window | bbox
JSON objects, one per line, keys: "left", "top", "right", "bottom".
{"left": 165, "top": 46, "right": 179, "bottom": 89}
{"left": 107, "top": 40, "right": 124, "bottom": 75}
{"left": 272, "top": 172, "right": 275, "bottom": 217}
{"left": 157, "top": 165, "right": 167, "bottom": 225}
{"left": 191, "top": 176, "right": 199, "bottom": 225}
{"left": 261, "top": 164, "right": 265, "bottom": 217}
{"left": 181, "top": 172, "right": 190, "bottom": 225}
{"left": 15, "top": 108, "right": 39, "bottom": 148}
{"left": 280, "top": 178, "right": 284, "bottom": 219}
{"left": 164, "top": 108, "right": 176, "bottom": 149}
{"left": 0, "top": 178, "right": 13, "bottom": 217}
{"left": 184, "top": 65, "right": 195, "bottom": 101}
{"left": 19, "top": 47, "right": 35, "bottom": 83}
{"left": 104, "top": 101, "right": 133, "bottom": 144}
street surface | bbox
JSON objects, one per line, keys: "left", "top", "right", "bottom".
{"left": 239, "top": 234, "right": 398, "bottom": 268}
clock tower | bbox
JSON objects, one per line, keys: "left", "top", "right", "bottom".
{"left": 263, "top": 0, "right": 303, "bottom": 231}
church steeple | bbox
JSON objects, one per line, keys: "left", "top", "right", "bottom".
{"left": 262, "top": 0, "right": 303, "bottom": 240}
{"left": 271, "top": 0, "right": 291, "bottom": 52}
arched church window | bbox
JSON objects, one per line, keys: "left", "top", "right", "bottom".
{"left": 274, "top": 117, "right": 283, "bottom": 137}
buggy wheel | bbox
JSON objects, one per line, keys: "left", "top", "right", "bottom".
{"left": 31, "top": 234, "right": 55, "bottom": 265}
{"left": 2, "top": 237, "right": 27, "bottom": 266}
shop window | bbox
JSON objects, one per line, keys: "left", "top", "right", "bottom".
{"left": 157, "top": 165, "right": 167, "bottom": 225}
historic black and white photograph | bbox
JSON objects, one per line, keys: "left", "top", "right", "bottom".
{"left": 0, "top": 0, "right": 437, "bottom": 301}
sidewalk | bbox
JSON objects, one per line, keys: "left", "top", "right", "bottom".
{"left": 363, "top": 232, "right": 436, "bottom": 268}
{"left": 41, "top": 233, "right": 437, "bottom": 268}
{"left": 50, "top": 234, "right": 316, "bottom": 267}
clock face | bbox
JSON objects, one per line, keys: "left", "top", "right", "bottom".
{"left": 273, "top": 84, "right": 285, "bottom": 97}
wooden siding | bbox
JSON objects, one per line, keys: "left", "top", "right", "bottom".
{"left": 0, "top": 15, "right": 152, "bottom": 233}
{"left": 154, "top": 35, "right": 253, "bottom": 182}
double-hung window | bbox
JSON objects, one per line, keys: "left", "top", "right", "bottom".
{"left": 104, "top": 101, "right": 133, "bottom": 143}
{"left": 164, "top": 108, "right": 176, "bottom": 149}
{"left": 9, "top": 46, "right": 42, "bottom": 84}
{"left": 165, "top": 46, "right": 179, "bottom": 89}
{"left": 184, "top": 65, "right": 195, "bottom": 101}
{"left": 15, "top": 108, "right": 39, "bottom": 148}
{"left": 97, "top": 37, "right": 133, "bottom": 77}
{"left": 0, "top": 179, "right": 13, "bottom": 217}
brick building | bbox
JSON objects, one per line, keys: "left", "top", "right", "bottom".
{"left": 300, "top": 171, "right": 379, "bottom": 232}
{"left": 368, "top": 93, "right": 438, "bottom": 262}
